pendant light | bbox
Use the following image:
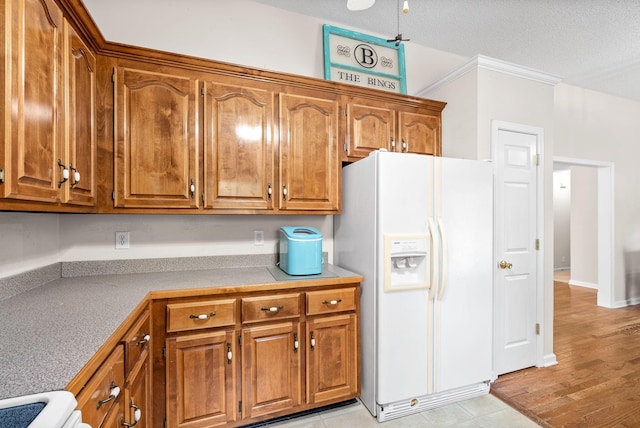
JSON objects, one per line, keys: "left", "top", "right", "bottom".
{"left": 347, "top": 0, "right": 375, "bottom": 11}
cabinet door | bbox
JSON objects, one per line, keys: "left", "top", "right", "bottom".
{"left": 278, "top": 93, "right": 340, "bottom": 212}
{"left": 398, "top": 111, "right": 441, "bottom": 155}
{"left": 166, "top": 330, "right": 237, "bottom": 428}
{"left": 101, "top": 399, "right": 125, "bottom": 428}
{"left": 346, "top": 99, "right": 396, "bottom": 158}
{"left": 64, "top": 21, "right": 96, "bottom": 206}
{"left": 204, "top": 79, "right": 275, "bottom": 210}
{"left": 76, "top": 345, "right": 125, "bottom": 428}
{"left": 2, "top": 0, "right": 64, "bottom": 202}
{"left": 114, "top": 66, "right": 199, "bottom": 208}
{"left": 123, "top": 348, "right": 151, "bottom": 428}
{"left": 306, "top": 314, "right": 358, "bottom": 405}
{"left": 242, "top": 321, "right": 302, "bottom": 419}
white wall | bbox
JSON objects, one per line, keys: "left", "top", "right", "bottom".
{"left": 555, "top": 83, "right": 640, "bottom": 304}
{"left": 58, "top": 214, "right": 332, "bottom": 262}
{"left": 0, "top": 213, "right": 60, "bottom": 278}
{"left": 570, "top": 166, "right": 598, "bottom": 287}
{"left": 553, "top": 169, "right": 571, "bottom": 270}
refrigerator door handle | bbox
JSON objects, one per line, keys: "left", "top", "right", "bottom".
{"left": 436, "top": 217, "right": 448, "bottom": 301}
{"left": 428, "top": 217, "right": 439, "bottom": 294}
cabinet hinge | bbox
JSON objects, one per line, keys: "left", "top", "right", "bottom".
{"left": 164, "top": 417, "right": 167, "bottom": 428}
{"left": 112, "top": 72, "right": 115, "bottom": 83}
{"left": 344, "top": 143, "right": 348, "bottom": 153}
{"left": 535, "top": 154, "right": 540, "bottom": 166}
{"left": 0, "top": 168, "right": 5, "bottom": 183}
{"left": 112, "top": 191, "right": 115, "bottom": 201}
{"left": 238, "top": 335, "right": 242, "bottom": 346}
{"left": 162, "top": 346, "right": 166, "bottom": 359}
{"left": 535, "top": 239, "right": 540, "bottom": 251}
{"left": 535, "top": 323, "right": 540, "bottom": 335}
{"left": 201, "top": 85, "right": 205, "bottom": 96}
{"left": 238, "top": 401, "right": 242, "bottom": 415}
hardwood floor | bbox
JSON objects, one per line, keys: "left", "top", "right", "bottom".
{"left": 491, "top": 281, "right": 640, "bottom": 427}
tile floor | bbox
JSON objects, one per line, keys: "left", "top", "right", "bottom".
{"left": 260, "top": 394, "right": 540, "bottom": 427}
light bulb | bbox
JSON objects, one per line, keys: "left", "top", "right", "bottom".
{"left": 403, "top": 0, "right": 409, "bottom": 13}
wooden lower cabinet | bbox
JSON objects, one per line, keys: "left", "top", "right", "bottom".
{"left": 306, "top": 314, "right": 358, "bottom": 405}
{"left": 166, "top": 330, "right": 238, "bottom": 427}
{"left": 163, "top": 283, "right": 360, "bottom": 427}
{"left": 241, "top": 321, "right": 302, "bottom": 419}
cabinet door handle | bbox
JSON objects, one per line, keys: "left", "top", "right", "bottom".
{"left": 391, "top": 139, "right": 396, "bottom": 150}
{"left": 261, "top": 305, "right": 284, "bottom": 313}
{"left": 310, "top": 331, "right": 316, "bottom": 349}
{"left": 189, "top": 179, "right": 195, "bottom": 198}
{"left": 57, "top": 159, "right": 69, "bottom": 188}
{"left": 189, "top": 312, "right": 216, "bottom": 320}
{"left": 322, "top": 299, "right": 342, "bottom": 305}
{"left": 293, "top": 333, "right": 299, "bottom": 353}
{"left": 402, "top": 139, "right": 408, "bottom": 152}
{"left": 135, "top": 334, "right": 150, "bottom": 346}
{"left": 282, "top": 184, "right": 288, "bottom": 199}
{"left": 69, "top": 163, "right": 81, "bottom": 188}
{"left": 97, "top": 381, "right": 120, "bottom": 409}
{"left": 227, "top": 343, "right": 232, "bottom": 364}
{"left": 267, "top": 183, "right": 272, "bottom": 201}
{"left": 121, "top": 401, "right": 141, "bottom": 427}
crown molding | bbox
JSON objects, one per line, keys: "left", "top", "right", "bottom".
{"left": 417, "top": 55, "right": 563, "bottom": 97}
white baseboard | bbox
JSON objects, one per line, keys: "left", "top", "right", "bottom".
{"left": 568, "top": 279, "right": 598, "bottom": 289}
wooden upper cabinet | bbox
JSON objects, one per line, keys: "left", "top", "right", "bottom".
{"left": 343, "top": 97, "right": 443, "bottom": 160}
{"left": 114, "top": 66, "right": 199, "bottom": 208}
{"left": 398, "top": 110, "right": 441, "bottom": 156}
{"left": 203, "top": 79, "right": 275, "bottom": 210}
{"left": 64, "top": 22, "right": 96, "bottom": 206}
{"left": 2, "top": 0, "right": 64, "bottom": 202}
{"left": 346, "top": 98, "right": 396, "bottom": 157}
{"left": 278, "top": 92, "right": 340, "bottom": 212}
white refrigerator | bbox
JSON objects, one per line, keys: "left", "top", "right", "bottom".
{"left": 334, "top": 151, "right": 494, "bottom": 421}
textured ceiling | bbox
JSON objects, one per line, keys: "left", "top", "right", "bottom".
{"left": 252, "top": 0, "right": 640, "bottom": 102}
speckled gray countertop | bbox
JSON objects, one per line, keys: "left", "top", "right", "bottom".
{"left": 0, "top": 260, "right": 361, "bottom": 400}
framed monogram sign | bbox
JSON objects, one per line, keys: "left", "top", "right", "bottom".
{"left": 322, "top": 24, "right": 407, "bottom": 94}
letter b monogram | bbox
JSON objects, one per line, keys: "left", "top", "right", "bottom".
{"left": 355, "top": 44, "right": 378, "bottom": 69}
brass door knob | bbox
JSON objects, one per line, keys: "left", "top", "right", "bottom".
{"left": 499, "top": 260, "right": 513, "bottom": 269}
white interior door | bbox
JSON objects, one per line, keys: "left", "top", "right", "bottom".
{"left": 493, "top": 121, "right": 541, "bottom": 375}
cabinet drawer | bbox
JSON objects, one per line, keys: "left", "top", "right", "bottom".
{"left": 306, "top": 287, "right": 357, "bottom": 315}
{"left": 242, "top": 293, "right": 301, "bottom": 324}
{"left": 122, "top": 310, "right": 150, "bottom": 375}
{"left": 76, "top": 344, "right": 125, "bottom": 428}
{"left": 167, "top": 299, "right": 236, "bottom": 332}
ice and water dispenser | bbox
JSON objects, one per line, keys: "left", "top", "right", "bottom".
{"left": 383, "top": 234, "right": 430, "bottom": 291}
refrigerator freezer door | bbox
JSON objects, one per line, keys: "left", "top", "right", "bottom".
{"left": 375, "top": 152, "right": 432, "bottom": 405}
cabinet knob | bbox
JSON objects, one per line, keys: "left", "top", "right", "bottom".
{"left": 267, "top": 183, "right": 272, "bottom": 201}
{"left": 261, "top": 305, "right": 284, "bottom": 313}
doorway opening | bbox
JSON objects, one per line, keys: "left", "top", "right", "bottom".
{"left": 553, "top": 157, "right": 614, "bottom": 308}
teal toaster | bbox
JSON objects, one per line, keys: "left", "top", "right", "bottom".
{"left": 279, "top": 226, "right": 323, "bottom": 275}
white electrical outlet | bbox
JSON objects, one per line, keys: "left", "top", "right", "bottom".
{"left": 115, "top": 231, "right": 130, "bottom": 249}
{"left": 254, "top": 230, "right": 264, "bottom": 246}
